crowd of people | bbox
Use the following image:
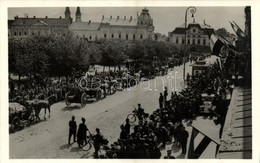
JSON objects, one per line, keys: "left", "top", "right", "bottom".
{"left": 89, "top": 59, "right": 236, "bottom": 159}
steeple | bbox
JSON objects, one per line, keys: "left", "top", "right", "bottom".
{"left": 75, "top": 7, "right": 81, "bottom": 22}
{"left": 137, "top": 7, "right": 153, "bottom": 25}
{"left": 65, "top": 7, "right": 71, "bottom": 19}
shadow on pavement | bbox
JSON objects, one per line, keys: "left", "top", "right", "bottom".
{"left": 80, "top": 151, "right": 91, "bottom": 158}
{"left": 171, "top": 144, "right": 181, "bottom": 153}
{"left": 60, "top": 144, "right": 72, "bottom": 150}
{"left": 62, "top": 105, "right": 82, "bottom": 111}
{"left": 70, "top": 147, "right": 82, "bottom": 152}
{"left": 175, "top": 153, "right": 185, "bottom": 159}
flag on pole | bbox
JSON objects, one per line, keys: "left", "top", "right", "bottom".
{"left": 210, "top": 34, "right": 225, "bottom": 57}
{"left": 230, "top": 21, "right": 246, "bottom": 38}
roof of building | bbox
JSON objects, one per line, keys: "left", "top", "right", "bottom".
{"left": 10, "top": 17, "right": 71, "bottom": 28}
{"left": 69, "top": 21, "right": 101, "bottom": 31}
{"left": 101, "top": 17, "right": 138, "bottom": 26}
{"left": 217, "top": 88, "right": 252, "bottom": 159}
{"left": 170, "top": 22, "right": 214, "bottom": 35}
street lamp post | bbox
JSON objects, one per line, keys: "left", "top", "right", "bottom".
{"left": 183, "top": 6, "right": 196, "bottom": 82}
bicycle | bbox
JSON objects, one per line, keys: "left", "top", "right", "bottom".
{"left": 81, "top": 131, "right": 109, "bottom": 152}
{"left": 127, "top": 107, "right": 149, "bottom": 123}
{"left": 81, "top": 133, "right": 94, "bottom": 151}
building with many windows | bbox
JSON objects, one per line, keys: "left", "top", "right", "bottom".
{"left": 8, "top": 8, "right": 72, "bottom": 37}
{"left": 168, "top": 21, "right": 214, "bottom": 47}
{"left": 69, "top": 7, "right": 155, "bottom": 41}
{"left": 8, "top": 7, "right": 158, "bottom": 42}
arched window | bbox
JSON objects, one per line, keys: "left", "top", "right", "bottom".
{"left": 14, "top": 32, "right": 17, "bottom": 36}
{"left": 140, "top": 34, "right": 143, "bottom": 39}
{"left": 24, "top": 32, "right": 27, "bottom": 36}
{"left": 126, "top": 34, "right": 128, "bottom": 40}
{"left": 119, "top": 33, "right": 121, "bottom": 39}
{"left": 104, "top": 33, "right": 107, "bottom": 38}
{"left": 133, "top": 34, "right": 135, "bottom": 40}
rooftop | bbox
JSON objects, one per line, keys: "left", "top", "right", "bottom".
{"left": 10, "top": 17, "right": 71, "bottom": 28}
{"left": 70, "top": 21, "right": 101, "bottom": 31}
{"left": 101, "top": 17, "right": 138, "bottom": 26}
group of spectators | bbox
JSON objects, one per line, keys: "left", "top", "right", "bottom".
{"left": 93, "top": 59, "right": 237, "bottom": 159}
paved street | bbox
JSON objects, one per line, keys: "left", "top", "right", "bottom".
{"left": 10, "top": 58, "right": 220, "bottom": 159}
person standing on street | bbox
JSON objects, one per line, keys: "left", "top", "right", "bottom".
{"left": 180, "top": 126, "right": 189, "bottom": 154}
{"left": 68, "top": 115, "right": 77, "bottom": 145}
{"left": 164, "top": 87, "right": 168, "bottom": 103}
{"left": 125, "top": 118, "right": 131, "bottom": 135}
{"left": 77, "top": 117, "right": 88, "bottom": 148}
{"left": 159, "top": 93, "right": 164, "bottom": 108}
{"left": 93, "top": 128, "right": 104, "bottom": 158}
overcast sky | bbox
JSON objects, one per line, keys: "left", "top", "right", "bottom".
{"left": 8, "top": 7, "right": 246, "bottom": 35}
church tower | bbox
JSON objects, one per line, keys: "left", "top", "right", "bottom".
{"left": 75, "top": 7, "right": 81, "bottom": 22}
{"left": 137, "top": 7, "right": 153, "bottom": 26}
{"left": 65, "top": 7, "right": 71, "bottom": 19}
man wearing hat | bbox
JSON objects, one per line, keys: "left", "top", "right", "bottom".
{"left": 164, "top": 147, "right": 175, "bottom": 159}
{"left": 93, "top": 128, "right": 104, "bottom": 158}
{"left": 68, "top": 115, "right": 77, "bottom": 145}
{"left": 77, "top": 117, "right": 88, "bottom": 148}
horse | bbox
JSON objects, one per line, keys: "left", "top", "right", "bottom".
{"left": 31, "top": 94, "right": 57, "bottom": 121}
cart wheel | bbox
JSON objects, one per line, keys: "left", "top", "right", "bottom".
{"left": 11, "top": 117, "right": 21, "bottom": 132}
{"left": 127, "top": 114, "right": 136, "bottom": 123}
{"left": 81, "top": 93, "right": 88, "bottom": 108}
{"left": 65, "top": 93, "right": 71, "bottom": 106}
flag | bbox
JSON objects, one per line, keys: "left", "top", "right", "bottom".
{"left": 187, "top": 126, "right": 220, "bottom": 158}
{"left": 217, "top": 33, "right": 237, "bottom": 51}
{"left": 210, "top": 34, "right": 225, "bottom": 57}
{"left": 230, "top": 21, "right": 246, "bottom": 38}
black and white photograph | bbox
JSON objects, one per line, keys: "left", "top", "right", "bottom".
{"left": 0, "top": 1, "right": 258, "bottom": 162}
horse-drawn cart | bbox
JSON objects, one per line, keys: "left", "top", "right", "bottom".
{"left": 65, "top": 88, "right": 88, "bottom": 108}
{"left": 65, "top": 78, "right": 106, "bottom": 107}
{"left": 9, "top": 102, "right": 35, "bottom": 132}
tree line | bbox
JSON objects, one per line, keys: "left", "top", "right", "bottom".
{"left": 9, "top": 31, "right": 209, "bottom": 83}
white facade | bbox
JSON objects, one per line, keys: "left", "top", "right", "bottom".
{"left": 169, "top": 22, "right": 214, "bottom": 47}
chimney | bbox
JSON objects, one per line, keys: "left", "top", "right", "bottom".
{"left": 102, "top": 15, "right": 104, "bottom": 20}
{"left": 46, "top": 16, "right": 48, "bottom": 18}
{"left": 88, "top": 20, "right": 91, "bottom": 24}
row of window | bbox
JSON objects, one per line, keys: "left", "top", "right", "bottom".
{"left": 13, "top": 30, "right": 48, "bottom": 36}
{"left": 176, "top": 38, "right": 207, "bottom": 45}
{"left": 103, "top": 33, "right": 143, "bottom": 40}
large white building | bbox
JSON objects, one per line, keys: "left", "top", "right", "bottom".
{"left": 168, "top": 21, "right": 214, "bottom": 46}
{"left": 69, "top": 7, "right": 155, "bottom": 41}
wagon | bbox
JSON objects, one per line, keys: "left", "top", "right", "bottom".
{"left": 9, "top": 102, "right": 35, "bottom": 132}
{"left": 65, "top": 87, "right": 88, "bottom": 108}
{"left": 65, "top": 79, "right": 106, "bottom": 107}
